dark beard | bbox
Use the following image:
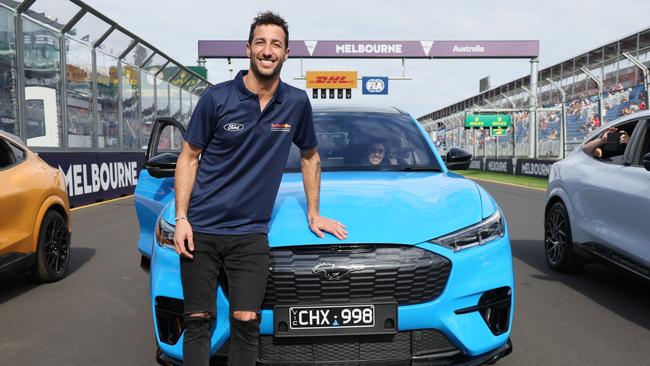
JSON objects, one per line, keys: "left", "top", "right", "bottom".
{"left": 249, "top": 57, "right": 284, "bottom": 81}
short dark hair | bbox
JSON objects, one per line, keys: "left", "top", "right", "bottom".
{"left": 248, "top": 11, "right": 289, "bottom": 49}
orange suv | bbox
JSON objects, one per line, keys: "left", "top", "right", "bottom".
{"left": 0, "top": 130, "right": 72, "bottom": 282}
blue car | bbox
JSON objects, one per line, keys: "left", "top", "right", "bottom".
{"left": 135, "top": 106, "right": 514, "bottom": 365}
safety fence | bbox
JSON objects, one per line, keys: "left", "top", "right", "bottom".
{"left": 0, "top": 0, "right": 210, "bottom": 152}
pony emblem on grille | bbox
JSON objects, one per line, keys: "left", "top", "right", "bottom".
{"left": 312, "top": 262, "right": 365, "bottom": 281}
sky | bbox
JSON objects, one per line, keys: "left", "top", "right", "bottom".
{"left": 70, "top": 0, "right": 650, "bottom": 117}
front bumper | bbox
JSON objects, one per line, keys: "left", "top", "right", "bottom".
{"left": 156, "top": 338, "right": 512, "bottom": 366}
{"left": 150, "top": 233, "right": 514, "bottom": 364}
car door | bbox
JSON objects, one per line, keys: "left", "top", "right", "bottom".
{"left": 0, "top": 136, "right": 33, "bottom": 255}
{"left": 575, "top": 119, "right": 649, "bottom": 267}
{"left": 134, "top": 118, "right": 185, "bottom": 258}
{"left": 610, "top": 119, "right": 650, "bottom": 269}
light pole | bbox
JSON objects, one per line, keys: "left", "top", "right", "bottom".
{"left": 622, "top": 52, "right": 650, "bottom": 108}
{"left": 546, "top": 78, "right": 567, "bottom": 159}
{"left": 580, "top": 66, "right": 604, "bottom": 124}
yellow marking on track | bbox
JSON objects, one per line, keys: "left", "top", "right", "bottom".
{"left": 466, "top": 177, "right": 547, "bottom": 192}
{"left": 71, "top": 195, "right": 134, "bottom": 211}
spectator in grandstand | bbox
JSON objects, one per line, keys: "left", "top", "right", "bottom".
{"left": 640, "top": 100, "right": 646, "bottom": 110}
{"left": 583, "top": 127, "right": 629, "bottom": 159}
{"left": 547, "top": 129, "right": 558, "bottom": 141}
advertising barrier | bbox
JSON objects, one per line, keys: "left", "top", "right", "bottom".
{"left": 484, "top": 158, "right": 514, "bottom": 174}
{"left": 466, "top": 157, "right": 558, "bottom": 178}
{"left": 515, "top": 159, "right": 558, "bottom": 178}
{"left": 40, "top": 152, "right": 146, "bottom": 207}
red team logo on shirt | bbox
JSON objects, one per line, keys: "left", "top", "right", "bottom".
{"left": 271, "top": 123, "right": 291, "bottom": 132}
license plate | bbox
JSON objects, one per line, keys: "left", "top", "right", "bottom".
{"left": 274, "top": 303, "right": 397, "bottom": 337}
{"left": 290, "top": 304, "right": 374, "bottom": 329}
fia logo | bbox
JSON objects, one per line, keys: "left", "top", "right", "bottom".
{"left": 365, "top": 79, "right": 385, "bottom": 93}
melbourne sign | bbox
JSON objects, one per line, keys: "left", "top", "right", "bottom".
{"left": 39, "top": 152, "right": 145, "bottom": 207}
{"left": 515, "top": 158, "right": 558, "bottom": 178}
{"left": 465, "top": 114, "right": 511, "bottom": 128}
{"left": 198, "top": 40, "right": 539, "bottom": 59}
{"left": 306, "top": 71, "right": 358, "bottom": 89}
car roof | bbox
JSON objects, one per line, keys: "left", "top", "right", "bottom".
{"left": 312, "top": 104, "right": 409, "bottom": 115}
{"left": 0, "top": 130, "right": 26, "bottom": 148}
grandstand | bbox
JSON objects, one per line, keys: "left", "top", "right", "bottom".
{"left": 419, "top": 28, "right": 650, "bottom": 160}
{"left": 0, "top": 0, "right": 211, "bottom": 205}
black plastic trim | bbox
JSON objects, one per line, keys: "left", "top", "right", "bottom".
{"left": 579, "top": 242, "right": 650, "bottom": 280}
{"left": 0, "top": 252, "right": 35, "bottom": 274}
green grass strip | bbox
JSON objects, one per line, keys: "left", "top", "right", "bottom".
{"left": 451, "top": 170, "right": 549, "bottom": 190}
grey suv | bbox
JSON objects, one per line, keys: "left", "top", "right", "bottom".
{"left": 544, "top": 110, "right": 650, "bottom": 279}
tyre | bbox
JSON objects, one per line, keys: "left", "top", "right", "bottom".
{"left": 32, "top": 210, "right": 70, "bottom": 282}
{"left": 544, "top": 201, "right": 582, "bottom": 273}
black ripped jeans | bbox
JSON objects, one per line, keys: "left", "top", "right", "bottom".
{"left": 180, "top": 232, "right": 269, "bottom": 366}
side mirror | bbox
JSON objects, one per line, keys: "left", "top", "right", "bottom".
{"left": 145, "top": 152, "right": 180, "bottom": 178}
{"left": 445, "top": 147, "right": 472, "bottom": 170}
{"left": 643, "top": 152, "right": 650, "bottom": 172}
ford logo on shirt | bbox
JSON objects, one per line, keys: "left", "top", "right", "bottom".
{"left": 224, "top": 123, "right": 245, "bottom": 132}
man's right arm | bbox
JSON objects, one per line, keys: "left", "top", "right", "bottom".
{"left": 173, "top": 141, "right": 203, "bottom": 259}
{"left": 582, "top": 132, "right": 607, "bottom": 158}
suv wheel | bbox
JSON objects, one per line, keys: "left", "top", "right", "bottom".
{"left": 32, "top": 210, "right": 70, "bottom": 282}
{"left": 544, "top": 201, "right": 582, "bottom": 273}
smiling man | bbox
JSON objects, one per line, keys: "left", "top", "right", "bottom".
{"left": 172, "top": 11, "right": 348, "bottom": 366}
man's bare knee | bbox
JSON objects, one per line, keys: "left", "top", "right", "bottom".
{"left": 188, "top": 311, "right": 212, "bottom": 319}
{"left": 232, "top": 311, "right": 257, "bottom": 321}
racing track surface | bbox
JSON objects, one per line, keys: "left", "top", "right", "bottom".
{"left": 1, "top": 180, "right": 648, "bottom": 365}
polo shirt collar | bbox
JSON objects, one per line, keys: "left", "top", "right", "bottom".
{"left": 235, "top": 70, "right": 285, "bottom": 104}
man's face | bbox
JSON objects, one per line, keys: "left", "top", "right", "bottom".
{"left": 246, "top": 24, "right": 289, "bottom": 81}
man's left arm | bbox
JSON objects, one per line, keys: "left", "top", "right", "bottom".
{"left": 300, "top": 148, "right": 348, "bottom": 240}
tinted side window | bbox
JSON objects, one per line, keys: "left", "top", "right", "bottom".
{"left": 9, "top": 142, "right": 25, "bottom": 162}
{"left": 585, "top": 120, "right": 638, "bottom": 164}
{"left": 0, "top": 138, "right": 16, "bottom": 169}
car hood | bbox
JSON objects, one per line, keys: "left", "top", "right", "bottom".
{"left": 267, "top": 171, "right": 484, "bottom": 247}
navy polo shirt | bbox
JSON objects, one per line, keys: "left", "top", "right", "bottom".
{"left": 184, "top": 70, "right": 317, "bottom": 235}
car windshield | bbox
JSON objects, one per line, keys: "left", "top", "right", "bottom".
{"left": 285, "top": 111, "right": 441, "bottom": 172}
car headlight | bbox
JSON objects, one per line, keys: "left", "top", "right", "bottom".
{"left": 428, "top": 209, "right": 505, "bottom": 252}
{"left": 155, "top": 216, "right": 176, "bottom": 251}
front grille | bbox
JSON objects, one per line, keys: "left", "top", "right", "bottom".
{"left": 262, "top": 245, "right": 451, "bottom": 309}
{"left": 258, "top": 329, "right": 458, "bottom": 364}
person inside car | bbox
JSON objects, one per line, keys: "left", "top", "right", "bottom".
{"left": 583, "top": 126, "right": 629, "bottom": 160}
{"left": 366, "top": 142, "right": 398, "bottom": 166}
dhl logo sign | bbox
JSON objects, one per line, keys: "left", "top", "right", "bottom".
{"left": 306, "top": 71, "right": 358, "bottom": 89}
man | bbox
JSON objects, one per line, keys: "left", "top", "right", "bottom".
{"left": 582, "top": 126, "right": 629, "bottom": 160}
{"left": 173, "top": 12, "right": 348, "bottom": 366}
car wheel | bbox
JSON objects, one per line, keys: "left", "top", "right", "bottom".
{"left": 544, "top": 201, "right": 581, "bottom": 273}
{"left": 32, "top": 210, "right": 70, "bottom": 283}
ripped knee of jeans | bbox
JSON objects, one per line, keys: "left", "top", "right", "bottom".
{"left": 183, "top": 312, "right": 214, "bottom": 340}
{"left": 231, "top": 311, "right": 257, "bottom": 322}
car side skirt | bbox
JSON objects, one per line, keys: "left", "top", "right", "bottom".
{"left": 576, "top": 242, "right": 650, "bottom": 280}
{"left": 0, "top": 252, "right": 35, "bottom": 275}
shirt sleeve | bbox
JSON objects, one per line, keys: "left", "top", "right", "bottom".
{"left": 184, "top": 91, "right": 215, "bottom": 149}
{"left": 292, "top": 96, "right": 318, "bottom": 150}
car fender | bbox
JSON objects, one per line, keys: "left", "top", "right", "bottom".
{"left": 31, "top": 194, "right": 71, "bottom": 251}
{"left": 546, "top": 185, "right": 582, "bottom": 242}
